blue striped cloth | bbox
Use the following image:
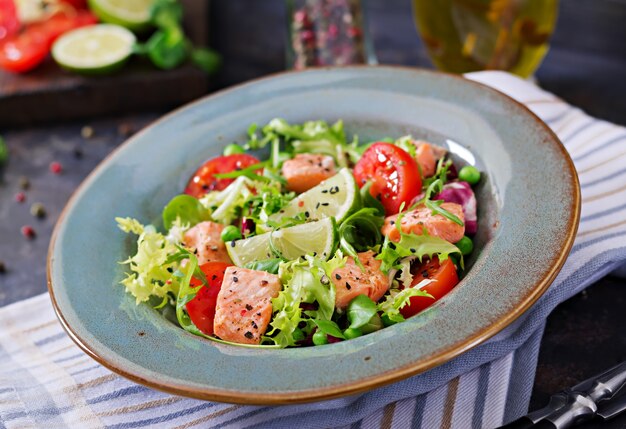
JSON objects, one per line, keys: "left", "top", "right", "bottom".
{"left": 1, "top": 71, "right": 625, "bottom": 429}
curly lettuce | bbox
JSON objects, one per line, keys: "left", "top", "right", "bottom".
{"left": 264, "top": 253, "right": 346, "bottom": 347}
{"left": 116, "top": 217, "right": 181, "bottom": 304}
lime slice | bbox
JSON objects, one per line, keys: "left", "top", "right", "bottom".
{"left": 87, "top": 0, "right": 154, "bottom": 32}
{"left": 52, "top": 25, "right": 136, "bottom": 75}
{"left": 272, "top": 168, "right": 360, "bottom": 225}
{"left": 227, "top": 218, "right": 338, "bottom": 267}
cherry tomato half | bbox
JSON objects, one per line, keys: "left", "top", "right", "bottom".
{"left": 186, "top": 261, "right": 231, "bottom": 336}
{"left": 0, "top": 10, "right": 97, "bottom": 73}
{"left": 0, "top": 0, "right": 19, "bottom": 41}
{"left": 400, "top": 257, "right": 459, "bottom": 318}
{"left": 353, "top": 143, "right": 422, "bottom": 215}
{"left": 184, "top": 154, "right": 261, "bottom": 197}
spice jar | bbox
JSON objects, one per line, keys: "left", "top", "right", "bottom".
{"left": 286, "top": 0, "right": 377, "bottom": 69}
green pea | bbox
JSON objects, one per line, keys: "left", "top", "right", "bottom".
{"left": 220, "top": 225, "right": 242, "bottom": 242}
{"left": 312, "top": 331, "right": 328, "bottom": 346}
{"left": 343, "top": 327, "right": 363, "bottom": 340}
{"left": 292, "top": 328, "right": 305, "bottom": 342}
{"left": 458, "top": 165, "right": 481, "bottom": 185}
{"left": 223, "top": 143, "right": 245, "bottom": 156}
{"left": 455, "top": 236, "right": 474, "bottom": 256}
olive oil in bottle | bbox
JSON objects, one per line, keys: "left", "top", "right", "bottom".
{"left": 413, "top": 0, "right": 558, "bottom": 77}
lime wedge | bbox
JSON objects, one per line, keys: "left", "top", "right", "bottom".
{"left": 272, "top": 168, "right": 360, "bottom": 225}
{"left": 227, "top": 218, "right": 338, "bottom": 267}
{"left": 87, "top": 0, "right": 154, "bottom": 32}
{"left": 52, "top": 25, "right": 136, "bottom": 74}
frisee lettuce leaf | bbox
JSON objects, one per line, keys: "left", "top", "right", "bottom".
{"left": 377, "top": 280, "right": 434, "bottom": 323}
{"left": 116, "top": 217, "right": 181, "bottom": 304}
{"left": 376, "top": 231, "right": 462, "bottom": 275}
{"left": 264, "top": 253, "right": 346, "bottom": 347}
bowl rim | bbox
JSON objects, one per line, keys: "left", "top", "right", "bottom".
{"left": 47, "top": 65, "right": 580, "bottom": 405}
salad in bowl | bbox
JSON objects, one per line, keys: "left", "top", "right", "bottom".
{"left": 116, "top": 118, "right": 481, "bottom": 348}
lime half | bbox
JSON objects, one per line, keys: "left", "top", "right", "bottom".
{"left": 227, "top": 217, "right": 338, "bottom": 267}
{"left": 52, "top": 25, "right": 136, "bottom": 75}
{"left": 271, "top": 168, "right": 359, "bottom": 225}
{"left": 88, "top": 0, "right": 154, "bottom": 32}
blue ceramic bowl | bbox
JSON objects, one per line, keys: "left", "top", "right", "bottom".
{"left": 48, "top": 66, "right": 579, "bottom": 404}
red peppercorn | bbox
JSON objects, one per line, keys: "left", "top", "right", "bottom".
{"left": 15, "top": 192, "right": 25, "bottom": 203}
{"left": 50, "top": 161, "right": 63, "bottom": 174}
{"left": 21, "top": 225, "right": 36, "bottom": 239}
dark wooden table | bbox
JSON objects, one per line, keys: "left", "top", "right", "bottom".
{"left": 1, "top": 1, "right": 625, "bottom": 427}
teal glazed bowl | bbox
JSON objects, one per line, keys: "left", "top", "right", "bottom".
{"left": 48, "top": 66, "right": 580, "bottom": 404}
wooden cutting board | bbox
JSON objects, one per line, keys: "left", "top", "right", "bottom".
{"left": 0, "top": 1, "right": 211, "bottom": 128}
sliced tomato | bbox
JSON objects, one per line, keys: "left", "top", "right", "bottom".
{"left": 353, "top": 143, "right": 422, "bottom": 215}
{"left": 0, "top": 0, "right": 19, "bottom": 41}
{"left": 0, "top": 10, "right": 97, "bottom": 73}
{"left": 186, "top": 261, "right": 231, "bottom": 336}
{"left": 400, "top": 257, "right": 459, "bottom": 318}
{"left": 184, "top": 154, "right": 261, "bottom": 197}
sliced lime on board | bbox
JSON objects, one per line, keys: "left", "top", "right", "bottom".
{"left": 88, "top": 0, "right": 154, "bottom": 32}
{"left": 52, "top": 24, "right": 136, "bottom": 75}
{"left": 271, "top": 168, "right": 360, "bottom": 225}
{"left": 227, "top": 217, "right": 338, "bottom": 267}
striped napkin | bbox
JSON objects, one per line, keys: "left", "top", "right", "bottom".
{"left": 1, "top": 71, "right": 625, "bottom": 429}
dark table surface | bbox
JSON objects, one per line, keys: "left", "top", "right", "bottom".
{"left": 1, "top": 0, "right": 625, "bottom": 427}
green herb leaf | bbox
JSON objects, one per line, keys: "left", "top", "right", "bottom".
{"left": 162, "top": 194, "right": 210, "bottom": 230}
{"left": 245, "top": 258, "right": 282, "bottom": 274}
{"left": 347, "top": 295, "right": 378, "bottom": 329}
{"left": 425, "top": 199, "right": 464, "bottom": 226}
{"left": 313, "top": 319, "right": 345, "bottom": 339}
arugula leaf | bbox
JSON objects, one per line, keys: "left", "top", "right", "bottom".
{"left": 245, "top": 258, "right": 282, "bottom": 274}
{"left": 377, "top": 284, "right": 434, "bottom": 323}
{"left": 212, "top": 161, "right": 269, "bottom": 181}
{"left": 347, "top": 295, "right": 378, "bottom": 329}
{"left": 162, "top": 194, "right": 210, "bottom": 230}
{"left": 393, "top": 135, "right": 417, "bottom": 158}
{"left": 412, "top": 178, "right": 464, "bottom": 227}
{"left": 313, "top": 319, "right": 345, "bottom": 339}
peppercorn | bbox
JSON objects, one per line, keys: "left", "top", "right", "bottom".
{"left": 30, "top": 202, "right": 46, "bottom": 219}
{"left": 81, "top": 126, "right": 94, "bottom": 139}
{"left": 18, "top": 176, "right": 30, "bottom": 190}
{"left": 21, "top": 225, "right": 36, "bottom": 239}
{"left": 50, "top": 161, "right": 62, "bottom": 174}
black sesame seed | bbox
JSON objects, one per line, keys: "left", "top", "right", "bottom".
{"left": 321, "top": 203, "right": 329, "bottom": 206}
{"left": 244, "top": 331, "right": 254, "bottom": 339}
{"left": 305, "top": 211, "right": 310, "bottom": 218}
{"left": 230, "top": 240, "right": 236, "bottom": 247}
{"left": 410, "top": 248, "right": 416, "bottom": 253}
{"left": 245, "top": 304, "right": 253, "bottom": 311}
{"left": 335, "top": 273, "right": 341, "bottom": 280}
{"left": 322, "top": 189, "right": 328, "bottom": 193}
{"left": 233, "top": 276, "right": 239, "bottom": 282}
{"left": 345, "top": 282, "right": 352, "bottom": 290}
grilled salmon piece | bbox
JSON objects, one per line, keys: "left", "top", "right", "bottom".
{"left": 381, "top": 203, "right": 465, "bottom": 243}
{"left": 331, "top": 250, "right": 390, "bottom": 310}
{"left": 213, "top": 267, "right": 281, "bottom": 345}
{"left": 282, "top": 153, "right": 336, "bottom": 193}
{"left": 183, "top": 221, "right": 232, "bottom": 265}
{"left": 411, "top": 141, "right": 446, "bottom": 178}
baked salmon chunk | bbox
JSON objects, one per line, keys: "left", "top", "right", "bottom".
{"left": 213, "top": 267, "right": 281, "bottom": 345}
{"left": 411, "top": 141, "right": 447, "bottom": 178}
{"left": 281, "top": 153, "right": 336, "bottom": 193}
{"left": 183, "top": 221, "right": 232, "bottom": 265}
{"left": 381, "top": 203, "right": 465, "bottom": 243}
{"left": 331, "top": 251, "right": 390, "bottom": 310}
